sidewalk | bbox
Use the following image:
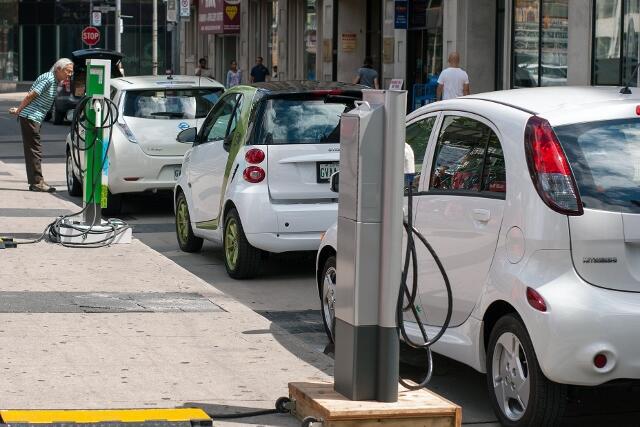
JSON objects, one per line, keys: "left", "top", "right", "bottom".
{"left": 0, "top": 159, "right": 333, "bottom": 426}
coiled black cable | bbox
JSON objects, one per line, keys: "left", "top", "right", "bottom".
{"left": 17, "top": 95, "right": 131, "bottom": 248}
{"left": 397, "top": 175, "right": 453, "bottom": 390}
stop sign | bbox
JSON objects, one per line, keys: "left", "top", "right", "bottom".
{"left": 82, "top": 26, "right": 101, "bottom": 47}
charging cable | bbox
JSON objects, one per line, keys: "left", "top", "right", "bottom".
{"left": 397, "top": 145, "right": 453, "bottom": 390}
{"left": 15, "top": 95, "right": 131, "bottom": 248}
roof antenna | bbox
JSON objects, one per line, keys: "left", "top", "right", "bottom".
{"left": 620, "top": 63, "right": 640, "bottom": 94}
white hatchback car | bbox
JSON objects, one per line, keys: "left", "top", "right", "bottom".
{"left": 316, "top": 87, "right": 640, "bottom": 426}
{"left": 66, "top": 75, "right": 224, "bottom": 213}
{"left": 174, "top": 82, "right": 363, "bottom": 279}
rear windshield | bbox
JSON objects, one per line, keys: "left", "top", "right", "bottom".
{"left": 123, "top": 88, "right": 222, "bottom": 120}
{"left": 256, "top": 98, "right": 351, "bottom": 144}
{"left": 554, "top": 118, "right": 640, "bottom": 214}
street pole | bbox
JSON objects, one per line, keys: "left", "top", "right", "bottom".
{"left": 152, "top": 0, "right": 158, "bottom": 75}
{"left": 115, "top": 0, "right": 121, "bottom": 52}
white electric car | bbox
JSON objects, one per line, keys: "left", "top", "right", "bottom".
{"left": 316, "top": 87, "right": 640, "bottom": 427}
{"left": 174, "top": 82, "right": 363, "bottom": 279}
{"left": 65, "top": 75, "right": 224, "bottom": 213}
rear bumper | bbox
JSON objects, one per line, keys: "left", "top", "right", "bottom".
{"left": 246, "top": 232, "right": 324, "bottom": 252}
{"left": 108, "top": 139, "right": 184, "bottom": 195}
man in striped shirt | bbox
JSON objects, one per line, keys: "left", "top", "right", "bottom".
{"left": 9, "top": 58, "right": 73, "bottom": 192}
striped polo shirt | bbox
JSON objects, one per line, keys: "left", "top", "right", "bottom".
{"left": 19, "top": 71, "right": 57, "bottom": 124}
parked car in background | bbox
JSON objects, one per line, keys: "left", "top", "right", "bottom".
{"left": 50, "top": 49, "right": 124, "bottom": 125}
{"left": 174, "top": 81, "right": 363, "bottom": 279}
{"left": 316, "top": 86, "right": 640, "bottom": 427}
{"left": 66, "top": 74, "right": 224, "bottom": 214}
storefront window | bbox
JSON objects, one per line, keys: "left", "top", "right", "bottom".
{"left": 512, "top": 0, "right": 567, "bottom": 88}
{"left": 303, "top": 0, "right": 317, "bottom": 80}
{"left": 593, "top": 0, "right": 640, "bottom": 86}
{"left": 0, "top": 0, "right": 19, "bottom": 81}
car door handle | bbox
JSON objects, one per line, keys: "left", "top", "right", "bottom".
{"left": 472, "top": 209, "right": 491, "bottom": 222}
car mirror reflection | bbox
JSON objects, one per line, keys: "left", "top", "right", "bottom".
{"left": 177, "top": 127, "right": 197, "bottom": 144}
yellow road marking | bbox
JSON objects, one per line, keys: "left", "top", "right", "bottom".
{"left": 0, "top": 408, "right": 211, "bottom": 424}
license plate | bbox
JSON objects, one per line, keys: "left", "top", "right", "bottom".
{"left": 317, "top": 162, "right": 339, "bottom": 183}
{"left": 174, "top": 168, "right": 181, "bottom": 180}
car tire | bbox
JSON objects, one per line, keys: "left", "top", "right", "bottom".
{"left": 102, "top": 191, "right": 122, "bottom": 217}
{"left": 52, "top": 108, "right": 64, "bottom": 125}
{"left": 223, "top": 208, "right": 262, "bottom": 279}
{"left": 486, "top": 314, "right": 567, "bottom": 427}
{"left": 320, "top": 255, "right": 337, "bottom": 343}
{"left": 175, "top": 191, "right": 203, "bottom": 253}
{"left": 66, "top": 149, "right": 82, "bottom": 197}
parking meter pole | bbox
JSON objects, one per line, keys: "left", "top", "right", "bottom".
{"left": 83, "top": 59, "right": 111, "bottom": 226}
{"left": 334, "top": 90, "right": 407, "bottom": 402}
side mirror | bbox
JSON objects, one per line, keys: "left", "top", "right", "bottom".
{"left": 177, "top": 127, "right": 197, "bottom": 144}
{"left": 330, "top": 171, "right": 339, "bottom": 193}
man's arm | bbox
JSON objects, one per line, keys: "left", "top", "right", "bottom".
{"left": 436, "top": 84, "right": 443, "bottom": 101}
{"left": 11, "top": 91, "right": 38, "bottom": 115}
{"left": 463, "top": 83, "right": 470, "bottom": 96}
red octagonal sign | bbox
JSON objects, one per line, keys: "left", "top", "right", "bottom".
{"left": 82, "top": 26, "right": 100, "bottom": 47}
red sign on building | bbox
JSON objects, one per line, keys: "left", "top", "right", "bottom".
{"left": 199, "top": 0, "right": 240, "bottom": 34}
{"left": 82, "top": 26, "right": 101, "bottom": 46}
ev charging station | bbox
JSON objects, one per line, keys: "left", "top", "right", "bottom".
{"left": 334, "top": 90, "right": 406, "bottom": 402}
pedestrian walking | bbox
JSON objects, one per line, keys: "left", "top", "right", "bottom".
{"left": 9, "top": 58, "right": 73, "bottom": 192}
{"left": 353, "top": 57, "right": 380, "bottom": 89}
{"left": 436, "top": 52, "right": 470, "bottom": 100}
{"left": 226, "top": 60, "right": 242, "bottom": 88}
{"left": 250, "top": 56, "right": 269, "bottom": 83}
{"left": 195, "top": 57, "right": 212, "bottom": 78}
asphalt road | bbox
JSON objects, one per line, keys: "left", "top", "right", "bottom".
{"left": 1, "top": 95, "right": 639, "bottom": 426}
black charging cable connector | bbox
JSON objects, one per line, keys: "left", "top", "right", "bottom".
{"left": 203, "top": 396, "right": 292, "bottom": 420}
{"left": 397, "top": 173, "right": 453, "bottom": 390}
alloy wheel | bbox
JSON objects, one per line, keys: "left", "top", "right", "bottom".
{"left": 225, "top": 218, "right": 239, "bottom": 270}
{"left": 66, "top": 152, "right": 74, "bottom": 190}
{"left": 322, "top": 265, "right": 337, "bottom": 340}
{"left": 491, "top": 331, "right": 531, "bottom": 422}
{"left": 176, "top": 198, "right": 189, "bottom": 245}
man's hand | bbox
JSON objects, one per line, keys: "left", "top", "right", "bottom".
{"left": 9, "top": 107, "right": 18, "bottom": 115}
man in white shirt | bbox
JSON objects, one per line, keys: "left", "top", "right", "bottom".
{"left": 436, "top": 52, "right": 470, "bottom": 100}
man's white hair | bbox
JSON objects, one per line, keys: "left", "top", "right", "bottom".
{"left": 51, "top": 58, "right": 73, "bottom": 72}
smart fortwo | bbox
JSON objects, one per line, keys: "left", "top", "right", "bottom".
{"left": 316, "top": 87, "right": 640, "bottom": 426}
{"left": 174, "top": 81, "right": 363, "bottom": 279}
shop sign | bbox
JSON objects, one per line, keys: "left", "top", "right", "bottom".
{"left": 388, "top": 79, "right": 404, "bottom": 90}
{"left": 199, "top": 0, "right": 240, "bottom": 34}
{"left": 394, "top": 1, "right": 408, "bottom": 29}
{"left": 341, "top": 33, "right": 356, "bottom": 53}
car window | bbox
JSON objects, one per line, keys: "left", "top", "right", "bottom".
{"left": 199, "top": 93, "right": 240, "bottom": 144}
{"left": 226, "top": 95, "right": 244, "bottom": 141}
{"left": 110, "top": 87, "right": 118, "bottom": 100}
{"left": 430, "top": 115, "right": 504, "bottom": 194}
{"left": 256, "top": 98, "right": 350, "bottom": 144}
{"left": 554, "top": 118, "right": 640, "bottom": 213}
{"left": 406, "top": 115, "right": 437, "bottom": 175}
{"left": 123, "top": 88, "right": 223, "bottom": 120}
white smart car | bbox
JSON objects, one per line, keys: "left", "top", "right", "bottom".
{"left": 316, "top": 87, "right": 640, "bottom": 426}
{"left": 65, "top": 75, "right": 224, "bottom": 213}
{"left": 174, "top": 82, "right": 363, "bottom": 279}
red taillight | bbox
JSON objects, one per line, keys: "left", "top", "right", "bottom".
{"left": 525, "top": 116, "right": 583, "bottom": 216}
{"left": 526, "top": 287, "right": 547, "bottom": 312}
{"left": 636, "top": 105, "right": 640, "bottom": 116}
{"left": 594, "top": 353, "right": 607, "bottom": 369}
{"left": 243, "top": 166, "right": 265, "bottom": 183}
{"left": 245, "top": 148, "right": 265, "bottom": 164}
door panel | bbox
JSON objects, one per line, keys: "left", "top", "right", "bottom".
{"left": 414, "top": 113, "right": 506, "bottom": 327}
{"left": 189, "top": 93, "right": 240, "bottom": 224}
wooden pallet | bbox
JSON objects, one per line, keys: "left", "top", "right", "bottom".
{"left": 289, "top": 382, "right": 462, "bottom": 427}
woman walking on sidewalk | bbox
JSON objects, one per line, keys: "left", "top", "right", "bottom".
{"left": 9, "top": 58, "right": 73, "bottom": 192}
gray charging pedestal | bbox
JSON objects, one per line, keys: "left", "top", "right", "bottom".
{"left": 334, "top": 90, "right": 407, "bottom": 403}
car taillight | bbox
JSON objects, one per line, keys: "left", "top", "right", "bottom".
{"left": 243, "top": 166, "right": 265, "bottom": 183}
{"left": 524, "top": 116, "right": 583, "bottom": 216}
{"left": 245, "top": 148, "right": 265, "bottom": 164}
{"left": 117, "top": 120, "right": 138, "bottom": 143}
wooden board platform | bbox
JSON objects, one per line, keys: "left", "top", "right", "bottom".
{"left": 289, "top": 382, "right": 461, "bottom": 427}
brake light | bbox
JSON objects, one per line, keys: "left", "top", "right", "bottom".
{"left": 243, "top": 166, "right": 265, "bottom": 183}
{"left": 526, "top": 287, "right": 547, "bottom": 312}
{"left": 245, "top": 148, "right": 265, "bottom": 164}
{"left": 117, "top": 120, "right": 138, "bottom": 143}
{"left": 524, "top": 116, "right": 583, "bottom": 216}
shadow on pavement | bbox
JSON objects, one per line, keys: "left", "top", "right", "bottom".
{"left": 182, "top": 402, "right": 295, "bottom": 426}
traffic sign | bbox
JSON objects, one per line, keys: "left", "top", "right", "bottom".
{"left": 82, "top": 26, "right": 101, "bottom": 46}
{"left": 92, "top": 11, "right": 102, "bottom": 26}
